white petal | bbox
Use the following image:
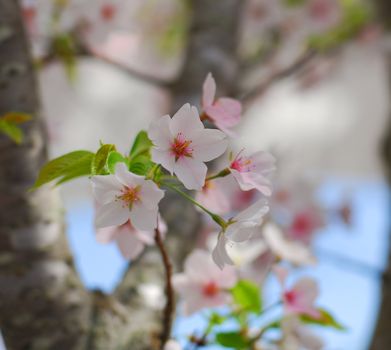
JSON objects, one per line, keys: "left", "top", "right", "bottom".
{"left": 252, "top": 151, "right": 276, "bottom": 174}
{"left": 169, "top": 104, "right": 204, "bottom": 140}
{"left": 173, "top": 157, "right": 207, "bottom": 191}
{"left": 96, "top": 226, "right": 117, "bottom": 244}
{"left": 95, "top": 201, "right": 129, "bottom": 228}
{"left": 191, "top": 129, "right": 228, "bottom": 162}
{"left": 91, "top": 174, "right": 122, "bottom": 204}
{"left": 202, "top": 72, "right": 216, "bottom": 108}
{"left": 233, "top": 171, "right": 273, "bottom": 196}
{"left": 212, "top": 234, "right": 234, "bottom": 270}
{"left": 226, "top": 222, "right": 259, "bottom": 242}
{"left": 148, "top": 114, "right": 172, "bottom": 149}
{"left": 130, "top": 203, "right": 158, "bottom": 231}
{"left": 116, "top": 229, "right": 145, "bottom": 260}
{"left": 151, "top": 148, "right": 175, "bottom": 174}
{"left": 115, "top": 162, "right": 144, "bottom": 187}
{"left": 140, "top": 180, "right": 164, "bottom": 210}
{"left": 234, "top": 198, "right": 269, "bottom": 222}
{"left": 184, "top": 250, "right": 214, "bottom": 283}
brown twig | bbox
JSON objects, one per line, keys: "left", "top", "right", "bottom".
{"left": 239, "top": 49, "right": 317, "bottom": 106}
{"left": 154, "top": 226, "right": 175, "bottom": 349}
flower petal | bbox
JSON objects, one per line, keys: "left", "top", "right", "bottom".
{"left": 232, "top": 170, "right": 273, "bottom": 196}
{"left": 226, "top": 221, "right": 259, "bottom": 242}
{"left": 91, "top": 174, "right": 122, "bottom": 204}
{"left": 115, "top": 162, "right": 144, "bottom": 187}
{"left": 191, "top": 129, "right": 228, "bottom": 162}
{"left": 202, "top": 73, "right": 216, "bottom": 108}
{"left": 234, "top": 198, "right": 269, "bottom": 222}
{"left": 148, "top": 114, "right": 172, "bottom": 149}
{"left": 115, "top": 228, "right": 145, "bottom": 260}
{"left": 212, "top": 234, "right": 234, "bottom": 270}
{"left": 96, "top": 226, "right": 117, "bottom": 244}
{"left": 169, "top": 104, "right": 204, "bottom": 140}
{"left": 173, "top": 157, "right": 207, "bottom": 191}
{"left": 130, "top": 203, "right": 158, "bottom": 231}
{"left": 95, "top": 201, "right": 129, "bottom": 228}
{"left": 151, "top": 148, "right": 175, "bottom": 174}
{"left": 140, "top": 180, "right": 164, "bottom": 210}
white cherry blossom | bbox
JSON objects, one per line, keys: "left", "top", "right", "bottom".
{"left": 92, "top": 162, "right": 164, "bottom": 231}
{"left": 148, "top": 103, "right": 228, "bottom": 190}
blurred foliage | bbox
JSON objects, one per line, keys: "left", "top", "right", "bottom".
{"left": 0, "top": 112, "right": 32, "bottom": 144}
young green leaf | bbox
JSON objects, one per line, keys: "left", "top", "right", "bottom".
{"left": 33, "top": 150, "right": 94, "bottom": 189}
{"left": 2, "top": 112, "right": 32, "bottom": 124}
{"left": 0, "top": 120, "right": 23, "bottom": 144}
{"left": 128, "top": 155, "right": 154, "bottom": 176}
{"left": 129, "top": 131, "right": 153, "bottom": 158}
{"left": 301, "top": 308, "right": 346, "bottom": 330}
{"left": 215, "top": 331, "right": 249, "bottom": 349}
{"left": 107, "top": 151, "right": 129, "bottom": 174}
{"left": 231, "top": 280, "right": 262, "bottom": 314}
{"left": 91, "top": 144, "right": 116, "bottom": 175}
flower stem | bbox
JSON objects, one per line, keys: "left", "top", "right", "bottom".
{"left": 206, "top": 168, "right": 230, "bottom": 181}
{"left": 154, "top": 226, "right": 175, "bottom": 349}
{"left": 164, "top": 183, "right": 227, "bottom": 229}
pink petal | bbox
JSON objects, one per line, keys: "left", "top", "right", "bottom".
{"left": 233, "top": 171, "right": 273, "bottom": 196}
{"left": 95, "top": 201, "right": 129, "bottom": 228}
{"left": 115, "top": 228, "right": 145, "bottom": 260}
{"left": 225, "top": 222, "right": 259, "bottom": 242}
{"left": 151, "top": 148, "right": 175, "bottom": 174}
{"left": 191, "top": 129, "right": 228, "bottom": 162}
{"left": 234, "top": 198, "right": 269, "bottom": 222}
{"left": 148, "top": 114, "right": 172, "bottom": 149}
{"left": 252, "top": 151, "right": 276, "bottom": 174}
{"left": 96, "top": 226, "right": 117, "bottom": 244}
{"left": 130, "top": 203, "right": 158, "bottom": 231}
{"left": 202, "top": 73, "right": 216, "bottom": 109}
{"left": 184, "top": 250, "right": 215, "bottom": 283}
{"left": 169, "top": 104, "right": 204, "bottom": 140}
{"left": 173, "top": 157, "right": 207, "bottom": 191}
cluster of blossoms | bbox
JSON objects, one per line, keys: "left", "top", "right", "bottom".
{"left": 35, "top": 72, "right": 344, "bottom": 349}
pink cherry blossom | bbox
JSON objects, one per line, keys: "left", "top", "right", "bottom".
{"left": 195, "top": 179, "right": 230, "bottom": 215}
{"left": 229, "top": 150, "right": 276, "bottom": 196}
{"left": 91, "top": 162, "right": 164, "bottom": 231}
{"left": 96, "top": 217, "right": 167, "bottom": 260}
{"left": 275, "top": 267, "right": 320, "bottom": 319}
{"left": 202, "top": 73, "right": 242, "bottom": 135}
{"left": 286, "top": 208, "right": 323, "bottom": 244}
{"left": 172, "top": 249, "right": 237, "bottom": 315}
{"left": 148, "top": 103, "right": 228, "bottom": 190}
{"left": 212, "top": 199, "right": 269, "bottom": 269}
{"left": 281, "top": 315, "right": 324, "bottom": 350}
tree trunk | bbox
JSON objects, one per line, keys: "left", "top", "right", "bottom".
{"left": 0, "top": 0, "right": 244, "bottom": 349}
{"left": 369, "top": 1, "right": 391, "bottom": 349}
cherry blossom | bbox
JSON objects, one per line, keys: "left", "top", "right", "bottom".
{"left": 275, "top": 267, "right": 320, "bottom": 319}
{"left": 148, "top": 103, "right": 228, "bottom": 190}
{"left": 91, "top": 162, "right": 164, "bottom": 231}
{"left": 229, "top": 150, "right": 276, "bottom": 196}
{"left": 202, "top": 73, "right": 242, "bottom": 135}
{"left": 195, "top": 178, "right": 230, "bottom": 215}
{"left": 164, "top": 340, "right": 182, "bottom": 350}
{"left": 172, "top": 249, "right": 237, "bottom": 315}
{"left": 96, "top": 217, "right": 167, "bottom": 260}
{"left": 281, "top": 315, "right": 324, "bottom": 350}
{"left": 212, "top": 199, "right": 269, "bottom": 269}
{"left": 263, "top": 223, "right": 316, "bottom": 266}
{"left": 286, "top": 208, "right": 324, "bottom": 244}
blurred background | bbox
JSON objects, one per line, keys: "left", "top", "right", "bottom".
{"left": 1, "top": 0, "right": 391, "bottom": 349}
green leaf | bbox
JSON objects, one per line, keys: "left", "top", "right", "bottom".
{"left": 129, "top": 131, "right": 153, "bottom": 158}
{"left": 33, "top": 150, "right": 94, "bottom": 188}
{"left": 231, "top": 280, "right": 262, "bottom": 314}
{"left": 52, "top": 33, "right": 77, "bottom": 81}
{"left": 107, "top": 151, "right": 128, "bottom": 174}
{"left": 91, "top": 144, "right": 116, "bottom": 175}
{"left": 0, "top": 120, "right": 23, "bottom": 144}
{"left": 128, "top": 155, "right": 154, "bottom": 176}
{"left": 215, "top": 331, "right": 249, "bottom": 349}
{"left": 209, "top": 312, "right": 226, "bottom": 327}
{"left": 301, "top": 308, "right": 346, "bottom": 330}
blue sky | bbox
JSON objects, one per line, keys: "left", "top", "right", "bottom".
{"left": 64, "top": 179, "right": 389, "bottom": 350}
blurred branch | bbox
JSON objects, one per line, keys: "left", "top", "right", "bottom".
{"left": 238, "top": 49, "right": 317, "bottom": 106}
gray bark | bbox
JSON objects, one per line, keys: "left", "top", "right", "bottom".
{"left": 0, "top": 0, "right": 244, "bottom": 349}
